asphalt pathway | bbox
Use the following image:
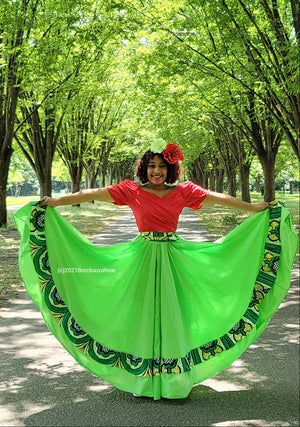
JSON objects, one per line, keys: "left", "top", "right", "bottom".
{"left": 0, "top": 208, "right": 299, "bottom": 427}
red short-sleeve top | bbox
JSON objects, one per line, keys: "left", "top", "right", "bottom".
{"left": 107, "top": 180, "right": 209, "bottom": 232}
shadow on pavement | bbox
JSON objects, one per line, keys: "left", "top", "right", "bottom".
{"left": 23, "top": 383, "right": 299, "bottom": 427}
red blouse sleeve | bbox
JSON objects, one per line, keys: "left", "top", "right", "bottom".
{"left": 179, "top": 181, "right": 209, "bottom": 210}
{"left": 106, "top": 180, "right": 139, "bottom": 205}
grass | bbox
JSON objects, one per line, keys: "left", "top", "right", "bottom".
{"left": 198, "top": 192, "right": 299, "bottom": 239}
{"left": 53, "top": 203, "right": 128, "bottom": 238}
{"left": 6, "top": 195, "right": 40, "bottom": 206}
{"left": 1, "top": 192, "right": 299, "bottom": 306}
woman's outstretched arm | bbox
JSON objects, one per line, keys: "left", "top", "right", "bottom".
{"left": 38, "top": 187, "right": 114, "bottom": 207}
{"left": 202, "top": 191, "right": 271, "bottom": 213}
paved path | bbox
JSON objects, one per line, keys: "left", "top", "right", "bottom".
{"left": 1, "top": 209, "right": 299, "bottom": 426}
{"left": 92, "top": 208, "right": 214, "bottom": 245}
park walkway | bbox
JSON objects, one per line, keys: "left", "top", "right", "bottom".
{"left": 91, "top": 207, "right": 214, "bottom": 245}
{"left": 0, "top": 208, "right": 299, "bottom": 427}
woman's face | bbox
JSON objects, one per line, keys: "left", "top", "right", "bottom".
{"left": 147, "top": 155, "right": 168, "bottom": 187}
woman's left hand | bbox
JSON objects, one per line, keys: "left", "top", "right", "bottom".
{"left": 253, "top": 202, "right": 273, "bottom": 212}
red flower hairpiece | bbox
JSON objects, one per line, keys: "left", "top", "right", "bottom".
{"left": 162, "top": 143, "right": 184, "bottom": 164}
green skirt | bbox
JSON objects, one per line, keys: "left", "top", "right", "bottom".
{"left": 13, "top": 203, "right": 298, "bottom": 400}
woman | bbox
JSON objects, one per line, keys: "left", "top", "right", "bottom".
{"left": 37, "top": 145, "right": 268, "bottom": 213}
{"left": 14, "top": 141, "right": 298, "bottom": 400}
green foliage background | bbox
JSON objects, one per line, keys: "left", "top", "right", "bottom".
{"left": 1, "top": 0, "right": 299, "bottom": 213}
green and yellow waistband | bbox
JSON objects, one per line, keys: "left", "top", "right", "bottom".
{"left": 139, "top": 231, "right": 178, "bottom": 241}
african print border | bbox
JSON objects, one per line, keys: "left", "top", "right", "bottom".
{"left": 29, "top": 204, "right": 282, "bottom": 378}
{"left": 139, "top": 231, "right": 178, "bottom": 241}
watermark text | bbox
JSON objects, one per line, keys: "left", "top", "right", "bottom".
{"left": 57, "top": 267, "right": 116, "bottom": 274}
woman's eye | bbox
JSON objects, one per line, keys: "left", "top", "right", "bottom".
{"left": 148, "top": 164, "right": 166, "bottom": 168}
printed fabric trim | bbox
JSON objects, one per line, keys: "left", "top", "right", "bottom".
{"left": 139, "top": 231, "right": 178, "bottom": 241}
{"left": 29, "top": 204, "right": 282, "bottom": 378}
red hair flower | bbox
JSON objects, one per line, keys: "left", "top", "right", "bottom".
{"left": 162, "top": 144, "right": 184, "bottom": 164}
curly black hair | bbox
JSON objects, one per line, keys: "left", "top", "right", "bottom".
{"left": 135, "top": 150, "right": 183, "bottom": 184}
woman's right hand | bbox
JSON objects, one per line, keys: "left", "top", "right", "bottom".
{"left": 38, "top": 196, "right": 58, "bottom": 207}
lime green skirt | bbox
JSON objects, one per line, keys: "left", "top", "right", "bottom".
{"left": 13, "top": 203, "right": 298, "bottom": 400}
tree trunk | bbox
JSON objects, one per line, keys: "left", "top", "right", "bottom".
{"left": 239, "top": 163, "right": 251, "bottom": 202}
{"left": 87, "top": 172, "right": 97, "bottom": 189}
{"left": 222, "top": 159, "right": 237, "bottom": 197}
{"left": 189, "top": 156, "right": 209, "bottom": 187}
{"left": 216, "top": 168, "right": 224, "bottom": 193}
{"left": 107, "top": 167, "right": 112, "bottom": 185}
{"left": 227, "top": 171, "right": 237, "bottom": 197}
{"left": 259, "top": 152, "right": 276, "bottom": 202}
{"left": 68, "top": 165, "right": 83, "bottom": 207}
{"left": 39, "top": 179, "right": 53, "bottom": 199}
{"left": 0, "top": 145, "right": 13, "bottom": 227}
{"left": 0, "top": 0, "right": 33, "bottom": 226}
{"left": 71, "top": 177, "right": 81, "bottom": 194}
{"left": 100, "top": 158, "right": 109, "bottom": 188}
{"left": 17, "top": 102, "right": 63, "bottom": 200}
{"left": 0, "top": 71, "right": 20, "bottom": 226}
{"left": 100, "top": 171, "right": 106, "bottom": 188}
{"left": 84, "top": 161, "right": 98, "bottom": 189}
{"left": 36, "top": 159, "right": 53, "bottom": 198}
{"left": 209, "top": 169, "right": 216, "bottom": 191}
